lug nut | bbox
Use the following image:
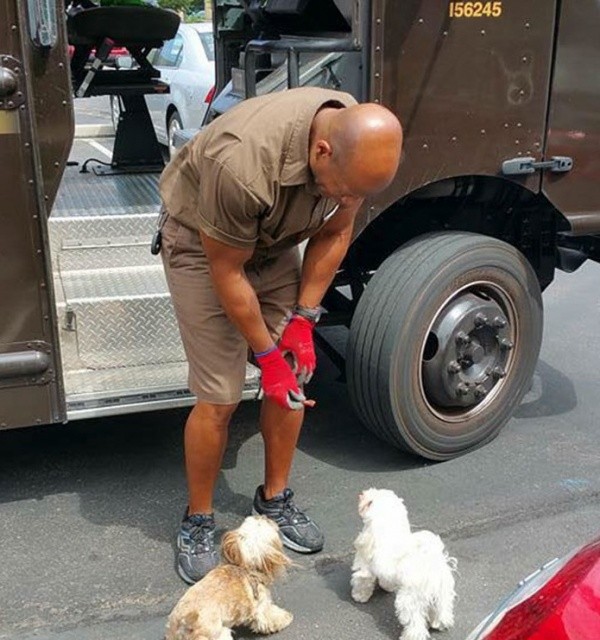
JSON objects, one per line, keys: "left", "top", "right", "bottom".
{"left": 499, "top": 338, "right": 514, "bottom": 350}
{"left": 492, "top": 316, "right": 507, "bottom": 329}
{"left": 447, "top": 360, "right": 462, "bottom": 374}
{"left": 492, "top": 366, "right": 506, "bottom": 379}
{"left": 474, "top": 385, "right": 487, "bottom": 398}
{"left": 456, "top": 383, "right": 469, "bottom": 397}
{"left": 474, "top": 313, "right": 488, "bottom": 328}
{"left": 456, "top": 331, "right": 471, "bottom": 346}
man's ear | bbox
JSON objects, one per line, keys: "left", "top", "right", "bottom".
{"left": 315, "top": 139, "right": 333, "bottom": 159}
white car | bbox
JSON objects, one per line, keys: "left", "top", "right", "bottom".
{"left": 112, "top": 22, "right": 214, "bottom": 156}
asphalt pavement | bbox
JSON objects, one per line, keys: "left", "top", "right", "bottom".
{"left": 1, "top": 259, "right": 599, "bottom": 640}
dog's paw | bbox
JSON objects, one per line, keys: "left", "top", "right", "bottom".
{"left": 378, "top": 578, "right": 396, "bottom": 593}
{"left": 253, "top": 606, "right": 293, "bottom": 634}
{"left": 278, "top": 609, "right": 293, "bottom": 629}
{"left": 351, "top": 587, "right": 373, "bottom": 603}
{"left": 400, "top": 628, "right": 430, "bottom": 640}
{"left": 430, "top": 614, "right": 454, "bottom": 630}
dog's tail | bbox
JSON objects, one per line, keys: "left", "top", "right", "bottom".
{"left": 446, "top": 553, "right": 458, "bottom": 573}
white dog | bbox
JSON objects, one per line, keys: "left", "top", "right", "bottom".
{"left": 350, "top": 488, "right": 457, "bottom": 640}
{"left": 165, "top": 516, "right": 292, "bottom": 640}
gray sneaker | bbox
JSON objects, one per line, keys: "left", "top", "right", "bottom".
{"left": 252, "top": 486, "right": 324, "bottom": 554}
{"left": 176, "top": 511, "right": 218, "bottom": 584}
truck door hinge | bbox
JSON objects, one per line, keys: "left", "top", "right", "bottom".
{"left": 502, "top": 156, "right": 573, "bottom": 176}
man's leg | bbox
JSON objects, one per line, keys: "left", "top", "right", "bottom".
{"left": 176, "top": 401, "right": 237, "bottom": 584}
{"left": 186, "top": 401, "right": 238, "bottom": 514}
{"left": 253, "top": 398, "right": 323, "bottom": 553}
{"left": 250, "top": 248, "right": 324, "bottom": 554}
{"left": 260, "top": 398, "right": 304, "bottom": 499}
{"left": 160, "top": 217, "right": 248, "bottom": 582}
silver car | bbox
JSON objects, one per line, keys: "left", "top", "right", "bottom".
{"left": 112, "top": 22, "right": 214, "bottom": 156}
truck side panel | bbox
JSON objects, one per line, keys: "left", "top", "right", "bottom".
{"left": 357, "top": 0, "right": 557, "bottom": 236}
{"left": 0, "top": 1, "right": 71, "bottom": 428}
{"left": 542, "top": 0, "right": 600, "bottom": 236}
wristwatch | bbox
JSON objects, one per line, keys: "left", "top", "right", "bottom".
{"left": 293, "top": 304, "right": 323, "bottom": 324}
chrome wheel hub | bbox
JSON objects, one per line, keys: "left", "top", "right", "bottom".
{"left": 422, "top": 289, "right": 514, "bottom": 412}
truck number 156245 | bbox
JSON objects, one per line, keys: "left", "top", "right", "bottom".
{"left": 449, "top": 2, "right": 503, "bottom": 18}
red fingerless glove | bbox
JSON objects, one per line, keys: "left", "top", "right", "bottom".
{"left": 255, "top": 347, "right": 307, "bottom": 411}
{"left": 279, "top": 315, "right": 316, "bottom": 383}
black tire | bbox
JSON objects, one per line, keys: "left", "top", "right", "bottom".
{"left": 347, "top": 232, "right": 543, "bottom": 460}
{"left": 167, "top": 110, "right": 183, "bottom": 159}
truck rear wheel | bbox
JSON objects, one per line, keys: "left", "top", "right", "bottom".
{"left": 347, "top": 232, "right": 543, "bottom": 460}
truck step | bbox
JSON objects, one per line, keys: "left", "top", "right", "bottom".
{"left": 58, "top": 263, "right": 181, "bottom": 369}
{"left": 64, "top": 361, "right": 261, "bottom": 420}
{"left": 48, "top": 212, "right": 157, "bottom": 257}
{"left": 58, "top": 241, "right": 158, "bottom": 272}
{"left": 52, "top": 169, "right": 161, "bottom": 218}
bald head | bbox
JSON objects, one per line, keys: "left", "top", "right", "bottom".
{"left": 309, "top": 102, "right": 403, "bottom": 202}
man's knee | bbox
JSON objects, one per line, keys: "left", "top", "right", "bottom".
{"left": 191, "top": 401, "right": 239, "bottom": 429}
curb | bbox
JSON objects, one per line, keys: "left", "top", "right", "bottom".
{"left": 74, "top": 124, "right": 114, "bottom": 138}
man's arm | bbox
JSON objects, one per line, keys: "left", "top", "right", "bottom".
{"left": 199, "top": 232, "right": 274, "bottom": 354}
{"left": 298, "top": 198, "right": 363, "bottom": 308}
{"left": 200, "top": 231, "right": 311, "bottom": 409}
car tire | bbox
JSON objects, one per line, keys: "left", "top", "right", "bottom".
{"left": 167, "top": 110, "right": 183, "bottom": 159}
{"left": 346, "top": 232, "right": 543, "bottom": 460}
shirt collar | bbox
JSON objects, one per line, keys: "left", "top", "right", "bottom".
{"left": 279, "top": 101, "right": 318, "bottom": 188}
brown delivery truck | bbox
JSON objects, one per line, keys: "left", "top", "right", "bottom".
{"left": 0, "top": 0, "right": 598, "bottom": 459}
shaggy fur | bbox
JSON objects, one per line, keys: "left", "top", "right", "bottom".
{"left": 350, "top": 488, "right": 457, "bottom": 640}
{"left": 165, "top": 516, "right": 293, "bottom": 640}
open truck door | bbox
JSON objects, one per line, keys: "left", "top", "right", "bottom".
{"left": 0, "top": 1, "right": 72, "bottom": 428}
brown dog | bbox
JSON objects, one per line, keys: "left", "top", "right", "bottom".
{"left": 165, "top": 515, "right": 293, "bottom": 640}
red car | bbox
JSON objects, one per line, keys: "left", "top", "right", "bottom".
{"left": 468, "top": 535, "right": 600, "bottom": 639}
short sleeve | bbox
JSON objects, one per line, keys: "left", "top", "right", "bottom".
{"left": 197, "top": 159, "right": 263, "bottom": 249}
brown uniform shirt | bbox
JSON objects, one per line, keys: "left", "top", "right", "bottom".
{"left": 159, "top": 87, "right": 357, "bottom": 264}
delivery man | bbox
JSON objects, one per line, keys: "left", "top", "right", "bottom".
{"left": 159, "top": 86, "right": 403, "bottom": 583}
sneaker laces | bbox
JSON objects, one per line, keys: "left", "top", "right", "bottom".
{"left": 186, "top": 514, "right": 215, "bottom": 553}
{"left": 278, "top": 489, "right": 310, "bottom": 526}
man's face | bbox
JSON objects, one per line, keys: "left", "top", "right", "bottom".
{"left": 311, "top": 155, "right": 364, "bottom": 208}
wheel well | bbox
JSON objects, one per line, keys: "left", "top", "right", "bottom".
{"left": 345, "top": 175, "right": 564, "bottom": 292}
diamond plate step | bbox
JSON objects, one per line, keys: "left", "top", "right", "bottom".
{"left": 60, "top": 264, "right": 182, "bottom": 369}
{"left": 52, "top": 169, "right": 160, "bottom": 218}
{"left": 58, "top": 242, "right": 158, "bottom": 272}
{"left": 48, "top": 167, "right": 259, "bottom": 412}
{"left": 48, "top": 213, "right": 158, "bottom": 257}
{"left": 64, "top": 362, "right": 261, "bottom": 419}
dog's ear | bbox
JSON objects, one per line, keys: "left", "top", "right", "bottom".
{"left": 358, "top": 493, "right": 373, "bottom": 518}
{"left": 258, "top": 543, "right": 292, "bottom": 581}
{"left": 221, "top": 531, "right": 243, "bottom": 566}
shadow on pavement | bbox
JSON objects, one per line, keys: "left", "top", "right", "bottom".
{"left": 316, "top": 558, "right": 399, "bottom": 638}
{"left": 0, "top": 352, "right": 575, "bottom": 553}
{"left": 514, "top": 358, "right": 577, "bottom": 420}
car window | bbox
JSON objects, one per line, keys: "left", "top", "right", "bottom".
{"left": 155, "top": 33, "right": 184, "bottom": 68}
{"left": 197, "top": 32, "right": 215, "bottom": 62}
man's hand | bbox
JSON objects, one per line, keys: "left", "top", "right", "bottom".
{"left": 279, "top": 315, "right": 316, "bottom": 384}
{"left": 255, "top": 347, "right": 315, "bottom": 410}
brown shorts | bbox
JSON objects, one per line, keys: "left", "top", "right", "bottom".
{"left": 160, "top": 215, "right": 301, "bottom": 404}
